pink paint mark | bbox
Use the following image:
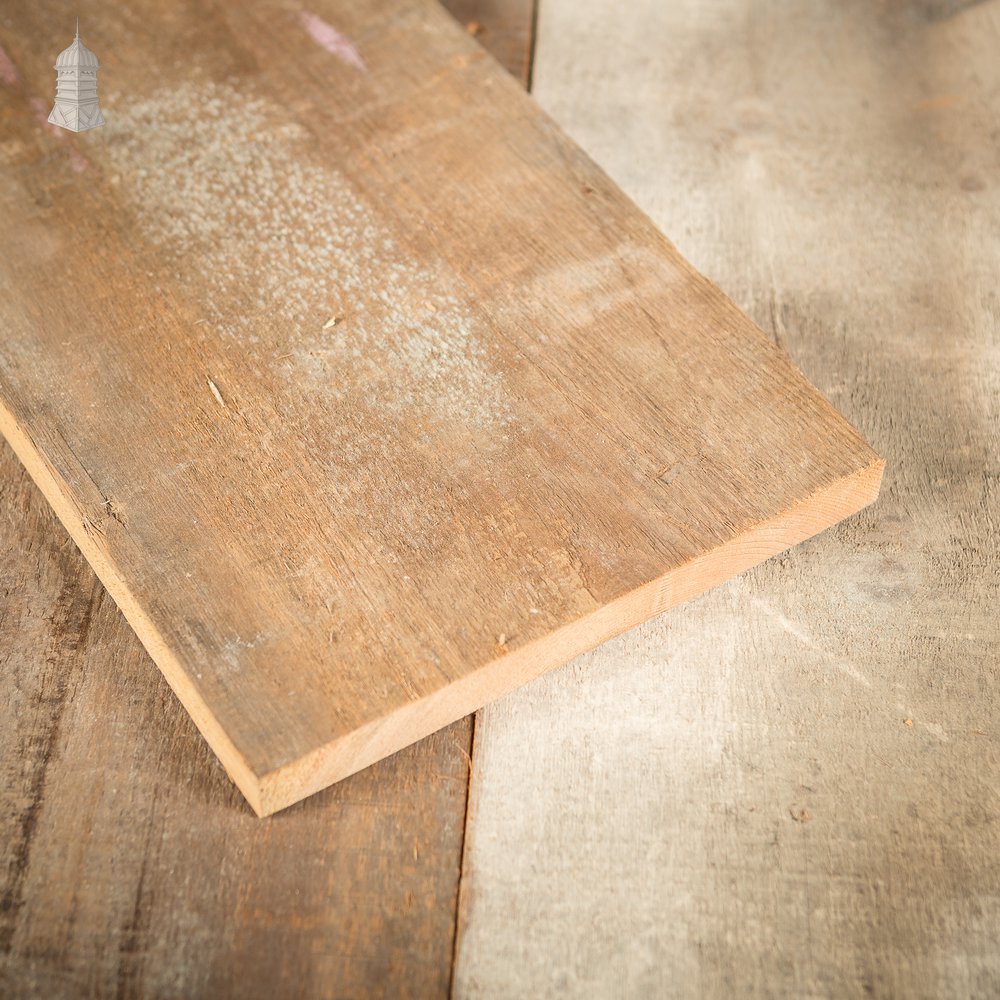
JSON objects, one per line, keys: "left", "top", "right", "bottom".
{"left": 0, "top": 42, "right": 19, "bottom": 88}
{"left": 300, "top": 11, "right": 366, "bottom": 72}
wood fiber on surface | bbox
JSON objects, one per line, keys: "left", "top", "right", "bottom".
{"left": 453, "top": 1, "right": 1000, "bottom": 997}
{"left": 0, "top": 0, "right": 880, "bottom": 816}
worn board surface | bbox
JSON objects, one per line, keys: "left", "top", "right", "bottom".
{"left": 0, "top": 480, "right": 469, "bottom": 1000}
{"left": 0, "top": 4, "right": 530, "bottom": 998}
{"left": 0, "top": 0, "right": 880, "bottom": 816}
{"left": 454, "top": 0, "right": 1000, "bottom": 997}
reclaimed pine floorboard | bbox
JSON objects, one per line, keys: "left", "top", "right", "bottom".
{"left": 0, "top": 0, "right": 880, "bottom": 817}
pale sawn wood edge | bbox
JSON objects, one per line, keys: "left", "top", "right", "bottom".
{"left": 0, "top": 396, "right": 267, "bottom": 817}
{"left": 256, "top": 455, "right": 885, "bottom": 816}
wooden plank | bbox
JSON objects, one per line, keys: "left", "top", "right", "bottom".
{"left": 0, "top": 3, "right": 534, "bottom": 997}
{"left": 453, "top": 0, "right": 1000, "bottom": 996}
{"left": 440, "top": 0, "right": 536, "bottom": 84}
{"left": 0, "top": 0, "right": 880, "bottom": 816}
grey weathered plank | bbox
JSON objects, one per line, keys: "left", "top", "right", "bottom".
{"left": 454, "top": 0, "right": 1000, "bottom": 996}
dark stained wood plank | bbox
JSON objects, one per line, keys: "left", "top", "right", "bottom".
{"left": 442, "top": 0, "right": 536, "bottom": 84}
{"left": 0, "top": 3, "right": 536, "bottom": 997}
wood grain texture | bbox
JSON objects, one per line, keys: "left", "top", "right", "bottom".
{"left": 0, "top": 3, "right": 533, "bottom": 997}
{"left": 454, "top": 0, "right": 1000, "bottom": 997}
{"left": 0, "top": 476, "right": 469, "bottom": 998}
{"left": 0, "top": 0, "right": 879, "bottom": 816}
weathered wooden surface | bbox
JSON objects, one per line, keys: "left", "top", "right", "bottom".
{"left": 0, "top": 0, "right": 879, "bottom": 815}
{"left": 0, "top": 3, "right": 530, "bottom": 997}
{"left": 0, "top": 490, "right": 469, "bottom": 998}
{"left": 454, "top": 0, "right": 1000, "bottom": 997}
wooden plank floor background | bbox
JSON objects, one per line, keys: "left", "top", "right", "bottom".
{"left": 1, "top": 0, "right": 997, "bottom": 998}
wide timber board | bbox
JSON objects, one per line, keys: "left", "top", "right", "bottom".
{"left": 0, "top": 0, "right": 882, "bottom": 814}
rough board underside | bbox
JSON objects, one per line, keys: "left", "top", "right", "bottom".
{"left": 0, "top": 0, "right": 881, "bottom": 814}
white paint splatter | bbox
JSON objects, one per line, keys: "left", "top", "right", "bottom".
{"left": 300, "top": 12, "right": 366, "bottom": 72}
{"left": 101, "top": 79, "right": 507, "bottom": 434}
